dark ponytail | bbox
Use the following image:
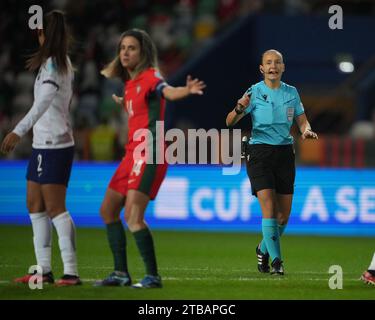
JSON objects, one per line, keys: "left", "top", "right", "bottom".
{"left": 26, "top": 10, "right": 71, "bottom": 74}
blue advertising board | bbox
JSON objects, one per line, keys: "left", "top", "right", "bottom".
{"left": 0, "top": 161, "right": 374, "bottom": 236}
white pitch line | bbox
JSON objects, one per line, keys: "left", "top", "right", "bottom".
{"left": 0, "top": 264, "right": 364, "bottom": 281}
{"left": 162, "top": 277, "right": 362, "bottom": 282}
{"left": 0, "top": 265, "right": 22, "bottom": 268}
{"left": 0, "top": 277, "right": 364, "bottom": 284}
{"left": 0, "top": 264, "right": 361, "bottom": 275}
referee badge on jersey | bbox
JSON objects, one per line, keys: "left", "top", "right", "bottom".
{"left": 287, "top": 107, "right": 294, "bottom": 122}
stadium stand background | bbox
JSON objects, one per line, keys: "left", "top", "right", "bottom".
{"left": 1, "top": 0, "right": 375, "bottom": 167}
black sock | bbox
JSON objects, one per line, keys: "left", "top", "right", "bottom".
{"left": 368, "top": 269, "right": 375, "bottom": 276}
{"left": 106, "top": 220, "right": 128, "bottom": 273}
{"left": 133, "top": 228, "right": 158, "bottom": 276}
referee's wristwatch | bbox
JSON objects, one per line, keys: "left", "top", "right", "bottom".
{"left": 235, "top": 103, "right": 245, "bottom": 115}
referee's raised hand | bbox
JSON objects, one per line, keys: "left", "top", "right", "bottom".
{"left": 237, "top": 94, "right": 250, "bottom": 112}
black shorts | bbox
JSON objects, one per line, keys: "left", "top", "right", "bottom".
{"left": 26, "top": 146, "right": 74, "bottom": 187}
{"left": 245, "top": 144, "right": 295, "bottom": 196}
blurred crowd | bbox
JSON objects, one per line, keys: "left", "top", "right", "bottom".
{"left": 0, "top": 0, "right": 375, "bottom": 161}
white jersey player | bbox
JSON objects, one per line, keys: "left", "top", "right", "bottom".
{"left": 13, "top": 56, "right": 74, "bottom": 149}
{"left": 1, "top": 10, "right": 81, "bottom": 286}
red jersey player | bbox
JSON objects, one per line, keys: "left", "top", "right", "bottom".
{"left": 110, "top": 68, "right": 169, "bottom": 202}
{"left": 94, "top": 29, "right": 205, "bottom": 288}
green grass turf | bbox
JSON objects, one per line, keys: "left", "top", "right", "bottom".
{"left": 0, "top": 225, "right": 374, "bottom": 300}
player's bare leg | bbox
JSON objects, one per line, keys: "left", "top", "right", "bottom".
{"left": 125, "top": 189, "right": 150, "bottom": 232}
{"left": 100, "top": 188, "right": 125, "bottom": 224}
{"left": 275, "top": 193, "right": 293, "bottom": 227}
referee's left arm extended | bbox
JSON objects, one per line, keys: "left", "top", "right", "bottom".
{"left": 295, "top": 113, "right": 318, "bottom": 140}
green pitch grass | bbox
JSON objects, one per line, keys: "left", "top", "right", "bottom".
{"left": 0, "top": 225, "right": 373, "bottom": 300}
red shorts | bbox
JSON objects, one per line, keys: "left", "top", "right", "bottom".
{"left": 108, "top": 152, "right": 168, "bottom": 200}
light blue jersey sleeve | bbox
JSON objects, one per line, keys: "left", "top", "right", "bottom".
{"left": 294, "top": 88, "right": 305, "bottom": 118}
{"left": 244, "top": 85, "right": 254, "bottom": 115}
